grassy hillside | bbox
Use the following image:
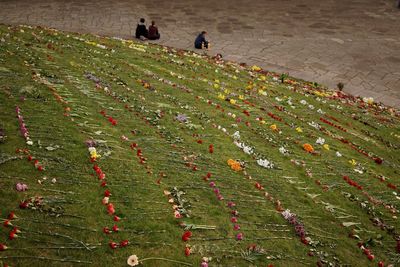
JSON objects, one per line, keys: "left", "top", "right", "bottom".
{"left": 0, "top": 24, "right": 399, "bottom": 267}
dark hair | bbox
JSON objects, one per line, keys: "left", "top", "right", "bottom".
{"left": 201, "top": 31, "right": 207, "bottom": 35}
{"left": 140, "top": 18, "right": 145, "bottom": 23}
{"left": 151, "top": 21, "right": 155, "bottom": 26}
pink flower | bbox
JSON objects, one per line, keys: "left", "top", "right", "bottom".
{"left": 231, "top": 217, "right": 238, "bottom": 223}
{"left": 16, "top": 183, "right": 28, "bottom": 192}
{"left": 209, "top": 182, "right": 216, "bottom": 187}
{"left": 236, "top": 233, "right": 243, "bottom": 241}
{"left": 227, "top": 202, "right": 236, "bottom": 208}
{"left": 233, "top": 224, "right": 241, "bottom": 230}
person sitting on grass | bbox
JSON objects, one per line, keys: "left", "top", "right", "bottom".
{"left": 148, "top": 21, "right": 160, "bottom": 40}
{"left": 135, "top": 18, "right": 148, "bottom": 40}
{"left": 194, "top": 31, "right": 210, "bottom": 49}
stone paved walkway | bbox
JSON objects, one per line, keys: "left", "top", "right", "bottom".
{"left": 1, "top": 0, "right": 399, "bottom": 107}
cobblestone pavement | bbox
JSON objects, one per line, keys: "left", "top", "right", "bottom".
{"left": 1, "top": 0, "right": 399, "bottom": 107}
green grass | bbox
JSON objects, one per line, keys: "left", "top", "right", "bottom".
{"left": 0, "top": 24, "right": 399, "bottom": 266}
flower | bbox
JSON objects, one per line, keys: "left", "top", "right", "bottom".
{"left": 112, "top": 225, "right": 119, "bottom": 232}
{"left": 336, "top": 151, "right": 342, "bottom": 157}
{"left": 107, "top": 203, "right": 115, "bottom": 214}
{"left": 316, "top": 137, "right": 325, "bottom": 145}
{"left": 120, "top": 240, "right": 129, "bottom": 247}
{"left": 182, "top": 231, "right": 192, "bottom": 241}
{"left": 323, "top": 144, "right": 330, "bottom": 150}
{"left": 236, "top": 233, "right": 243, "bottom": 240}
{"left": 185, "top": 246, "right": 191, "bottom": 256}
{"left": 102, "top": 197, "right": 109, "bottom": 205}
{"left": 8, "top": 212, "right": 17, "bottom": 220}
{"left": 303, "top": 144, "right": 314, "bottom": 153}
{"left": 0, "top": 243, "right": 8, "bottom": 251}
{"left": 127, "top": 255, "right": 139, "bottom": 266}
{"left": 109, "top": 241, "right": 118, "bottom": 249}
{"left": 270, "top": 124, "right": 277, "bottom": 131}
{"left": 233, "top": 224, "right": 241, "bottom": 230}
{"left": 15, "top": 183, "right": 28, "bottom": 192}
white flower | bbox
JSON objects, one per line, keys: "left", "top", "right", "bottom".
{"left": 233, "top": 131, "right": 241, "bottom": 140}
{"left": 281, "top": 209, "right": 292, "bottom": 220}
{"left": 51, "top": 178, "right": 57, "bottom": 183}
{"left": 127, "top": 255, "right": 139, "bottom": 266}
{"left": 317, "top": 108, "right": 325, "bottom": 114}
{"left": 316, "top": 137, "right": 325, "bottom": 145}
{"left": 88, "top": 147, "right": 96, "bottom": 153}
{"left": 279, "top": 147, "right": 289, "bottom": 155}
{"left": 256, "top": 158, "right": 274, "bottom": 169}
{"left": 243, "top": 145, "right": 253, "bottom": 155}
{"left": 26, "top": 140, "right": 33, "bottom": 146}
{"left": 308, "top": 104, "right": 315, "bottom": 110}
{"left": 300, "top": 100, "right": 307, "bottom": 105}
{"left": 336, "top": 151, "right": 342, "bottom": 157}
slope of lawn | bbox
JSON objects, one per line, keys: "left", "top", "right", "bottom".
{"left": 0, "top": 24, "right": 399, "bottom": 267}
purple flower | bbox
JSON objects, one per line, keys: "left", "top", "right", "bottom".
{"left": 213, "top": 188, "right": 220, "bottom": 194}
{"left": 85, "top": 139, "right": 97, "bottom": 148}
{"left": 175, "top": 114, "right": 188, "bottom": 123}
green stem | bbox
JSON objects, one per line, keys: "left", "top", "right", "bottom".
{"left": 140, "top": 257, "right": 192, "bottom": 266}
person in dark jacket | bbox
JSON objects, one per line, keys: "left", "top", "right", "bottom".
{"left": 194, "top": 31, "right": 209, "bottom": 49}
{"left": 148, "top": 21, "right": 160, "bottom": 40}
{"left": 135, "top": 18, "right": 148, "bottom": 40}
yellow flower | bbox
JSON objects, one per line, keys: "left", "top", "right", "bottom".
{"left": 260, "top": 120, "right": 266, "bottom": 124}
{"left": 238, "top": 95, "right": 244, "bottom": 100}
{"left": 233, "top": 75, "right": 238, "bottom": 80}
{"left": 230, "top": 99, "right": 236, "bottom": 105}
{"left": 251, "top": 65, "right": 261, "bottom": 71}
{"left": 214, "top": 79, "right": 220, "bottom": 84}
{"left": 224, "top": 89, "right": 230, "bottom": 94}
{"left": 218, "top": 94, "right": 225, "bottom": 100}
{"left": 260, "top": 75, "right": 266, "bottom": 81}
{"left": 246, "top": 85, "right": 253, "bottom": 90}
{"left": 349, "top": 159, "right": 357, "bottom": 166}
{"left": 296, "top": 127, "right": 303, "bottom": 133}
{"left": 258, "top": 90, "right": 266, "bottom": 95}
{"left": 323, "top": 144, "right": 330, "bottom": 150}
{"left": 213, "top": 83, "right": 219, "bottom": 89}
{"left": 270, "top": 124, "right": 277, "bottom": 131}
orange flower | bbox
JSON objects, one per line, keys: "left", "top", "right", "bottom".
{"left": 227, "top": 159, "right": 235, "bottom": 166}
{"left": 303, "top": 143, "right": 314, "bottom": 153}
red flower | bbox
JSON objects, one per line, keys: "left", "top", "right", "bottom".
{"left": 27, "top": 155, "right": 32, "bottom": 161}
{"left": 101, "top": 181, "right": 107, "bottom": 187}
{"left": 231, "top": 217, "right": 238, "bottom": 223}
{"left": 109, "top": 241, "right": 118, "bottom": 249}
{"left": 8, "top": 212, "right": 17, "bottom": 220}
{"left": 196, "top": 140, "right": 203, "bottom": 144}
{"left": 184, "top": 246, "right": 191, "bottom": 256}
{"left": 367, "top": 254, "right": 374, "bottom": 261}
{"left": 104, "top": 190, "right": 111, "bottom": 197}
{"left": 113, "top": 215, "right": 121, "bottom": 222}
{"left": 209, "top": 144, "right": 214, "bottom": 153}
{"left": 374, "top": 158, "right": 383, "bottom": 165}
{"left": 378, "top": 261, "right": 385, "bottom": 267}
{"left": 37, "top": 165, "right": 43, "bottom": 171}
{"left": 206, "top": 173, "right": 212, "bottom": 178}
{"left": 120, "top": 240, "right": 129, "bottom": 247}
{"left": 19, "top": 200, "right": 30, "bottom": 209}
{"left": 9, "top": 231, "right": 18, "bottom": 240}
{"left": 34, "top": 159, "right": 39, "bottom": 165}
{"left": 130, "top": 142, "right": 137, "bottom": 149}
{"left": 182, "top": 231, "right": 192, "bottom": 242}
{"left": 0, "top": 243, "right": 7, "bottom": 251}
{"left": 103, "top": 227, "right": 110, "bottom": 234}
{"left": 3, "top": 220, "right": 12, "bottom": 227}
{"left": 107, "top": 203, "right": 115, "bottom": 214}
{"left": 112, "top": 225, "right": 119, "bottom": 232}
